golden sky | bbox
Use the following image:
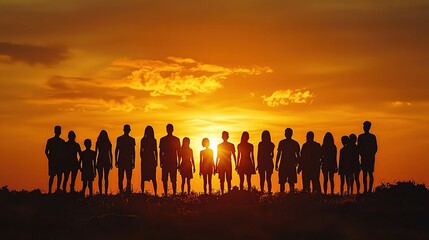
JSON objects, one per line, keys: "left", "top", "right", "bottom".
{"left": 1, "top": 0, "right": 428, "bottom": 193}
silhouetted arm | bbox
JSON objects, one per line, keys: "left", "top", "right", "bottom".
{"left": 199, "top": 151, "right": 203, "bottom": 176}
{"left": 95, "top": 142, "right": 99, "bottom": 168}
{"left": 373, "top": 135, "right": 378, "bottom": 155}
{"left": 154, "top": 140, "right": 158, "bottom": 167}
{"left": 250, "top": 145, "right": 255, "bottom": 168}
{"left": 256, "top": 143, "right": 261, "bottom": 170}
{"left": 232, "top": 146, "right": 237, "bottom": 170}
{"left": 191, "top": 150, "right": 195, "bottom": 173}
{"left": 140, "top": 139, "right": 144, "bottom": 163}
{"left": 236, "top": 146, "right": 241, "bottom": 171}
{"left": 108, "top": 144, "right": 113, "bottom": 169}
{"left": 275, "top": 149, "right": 281, "bottom": 171}
{"left": 132, "top": 139, "right": 136, "bottom": 169}
{"left": 176, "top": 140, "right": 181, "bottom": 169}
{"left": 115, "top": 138, "right": 119, "bottom": 168}
{"left": 215, "top": 146, "right": 220, "bottom": 172}
{"left": 45, "top": 140, "right": 50, "bottom": 160}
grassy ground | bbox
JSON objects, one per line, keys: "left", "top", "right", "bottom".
{"left": 0, "top": 181, "right": 428, "bottom": 240}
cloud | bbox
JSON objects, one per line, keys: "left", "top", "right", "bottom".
{"left": 144, "top": 102, "right": 168, "bottom": 112}
{"left": 392, "top": 101, "right": 412, "bottom": 107}
{"left": 262, "top": 89, "right": 315, "bottom": 107}
{"left": 114, "top": 57, "right": 272, "bottom": 101}
{"left": 0, "top": 42, "right": 69, "bottom": 65}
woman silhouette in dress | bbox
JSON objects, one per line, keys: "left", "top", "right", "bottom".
{"left": 321, "top": 132, "right": 337, "bottom": 195}
{"left": 200, "top": 138, "right": 215, "bottom": 194}
{"left": 257, "top": 130, "right": 275, "bottom": 194}
{"left": 179, "top": 137, "right": 195, "bottom": 194}
{"left": 95, "top": 130, "right": 112, "bottom": 195}
{"left": 237, "top": 132, "right": 255, "bottom": 191}
{"left": 140, "top": 126, "right": 158, "bottom": 195}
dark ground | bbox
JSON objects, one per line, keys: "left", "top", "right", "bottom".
{"left": 0, "top": 181, "right": 428, "bottom": 240}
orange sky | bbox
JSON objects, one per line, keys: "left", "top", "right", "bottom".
{"left": 0, "top": 0, "right": 428, "bottom": 193}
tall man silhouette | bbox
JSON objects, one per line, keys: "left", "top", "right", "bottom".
{"left": 300, "top": 131, "right": 322, "bottom": 193}
{"left": 115, "top": 124, "right": 136, "bottom": 193}
{"left": 216, "top": 131, "right": 237, "bottom": 194}
{"left": 159, "top": 124, "right": 181, "bottom": 196}
{"left": 358, "top": 121, "right": 378, "bottom": 193}
{"left": 276, "top": 128, "right": 300, "bottom": 193}
{"left": 45, "top": 126, "right": 65, "bottom": 194}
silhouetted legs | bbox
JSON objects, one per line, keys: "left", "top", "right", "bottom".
{"left": 259, "top": 171, "right": 272, "bottom": 193}
{"left": 48, "top": 174, "right": 61, "bottom": 194}
{"left": 181, "top": 176, "right": 191, "bottom": 194}
{"left": 363, "top": 171, "right": 374, "bottom": 193}
{"left": 62, "top": 170, "right": 70, "bottom": 191}
{"left": 219, "top": 172, "right": 232, "bottom": 194}
{"left": 354, "top": 171, "right": 360, "bottom": 194}
{"left": 202, "top": 174, "right": 212, "bottom": 194}
{"left": 302, "top": 171, "right": 311, "bottom": 193}
{"left": 260, "top": 172, "right": 266, "bottom": 192}
{"left": 70, "top": 169, "right": 78, "bottom": 192}
{"left": 323, "top": 171, "right": 335, "bottom": 194}
{"left": 98, "top": 168, "right": 110, "bottom": 194}
{"left": 118, "top": 167, "right": 133, "bottom": 193}
{"left": 141, "top": 179, "right": 157, "bottom": 195}
{"left": 82, "top": 180, "right": 93, "bottom": 196}
{"left": 340, "top": 174, "right": 346, "bottom": 195}
{"left": 162, "top": 169, "right": 177, "bottom": 196}
{"left": 239, "top": 174, "right": 252, "bottom": 191}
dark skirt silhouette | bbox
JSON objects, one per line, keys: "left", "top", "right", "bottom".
{"left": 257, "top": 141, "right": 275, "bottom": 174}
{"left": 96, "top": 142, "right": 112, "bottom": 170}
{"left": 321, "top": 145, "right": 337, "bottom": 173}
{"left": 180, "top": 148, "right": 194, "bottom": 179}
{"left": 200, "top": 149, "right": 214, "bottom": 175}
{"left": 237, "top": 142, "right": 255, "bottom": 175}
{"left": 141, "top": 138, "right": 157, "bottom": 181}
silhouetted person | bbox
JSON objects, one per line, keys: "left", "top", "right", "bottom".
{"left": 80, "top": 139, "right": 96, "bottom": 196}
{"left": 276, "top": 128, "right": 300, "bottom": 193}
{"left": 140, "top": 126, "right": 158, "bottom": 195}
{"left": 179, "top": 137, "right": 195, "bottom": 195}
{"left": 63, "top": 131, "right": 82, "bottom": 192}
{"left": 45, "top": 126, "right": 65, "bottom": 194}
{"left": 200, "top": 138, "right": 215, "bottom": 194}
{"left": 321, "top": 132, "right": 337, "bottom": 195}
{"left": 216, "top": 131, "right": 237, "bottom": 194}
{"left": 339, "top": 136, "right": 352, "bottom": 195}
{"left": 300, "top": 131, "right": 322, "bottom": 194}
{"left": 96, "top": 130, "right": 113, "bottom": 195}
{"left": 159, "top": 124, "right": 180, "bottom": 196}
{"left": 115, "top": 124, "right": 136, "bottom": 193}
{"left": 237, "top": 132, "right": 255, "bottom": 191}
{"left": 358, "top": 121, "right": 378, "bottom": 193}
{"left": 257, "top": 130, "right": 275, "bottom": 194}
{"left": 349, "top": 134, "right": 361, "bottom": 194}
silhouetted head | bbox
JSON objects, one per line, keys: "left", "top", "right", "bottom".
{"left": 285, "top": 128, "right": 293, "bottom": 139}
{"left": 97, "top": 130, "right": 111, "bottom": 145}
{"left": 341, "top": 136, "right": 349, "bottom": 147}
{"left": 222, "top": 131, "right": 229, "bottom": 141}
{"left": 240, "top": 131, "right": 249, "bottom": 143}
{"left": 182, "top": 137, "right": 190, "bottom": 148}
{"left": 84, "top": 139, "right": 92, "bottom": 149}
{"left": 68, "top": 131, "right": 76, "bottom": 141}
{"left": 166, "top": 124, "right": 174, "bottom": 134}
{"left": 261, "top": 130, "right": 271, "bottom": 142}
{"left": 202, "top": 138, "right": 210, "bottom": 148}
{"left": 363, "top": 121, "right": 372, "bottom": 133}
{"left": 306, "top": 131, "right": 314, "bottom": 142}
{"left": 144, "top": 126, "right": 155, "bottom": 139}
{"left": 123, "top": 124, "right": 131, "bottom": 134}
{"left": 349, "top": 134, "right": 357, "bottom": 144}
{"left": 54, "top": 126, "right": 61, "bottom": 137}
{"left": 322, "top": 132, "right": 334, "bottom": 147}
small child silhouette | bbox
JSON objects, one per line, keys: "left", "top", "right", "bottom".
{"left": 80, "top": 139, "right": 96, "bottom": 196}
{"left": 179, "top": 137, "right": 195, "bottom": 195}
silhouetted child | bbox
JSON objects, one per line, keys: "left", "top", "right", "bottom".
{"left": 339, "top": 136, "right": 352, "bottom": 195}
{"left": 80, "top": 139, "right": 96, "bottom": 196}
{"left": 349, "top": 134, "right": 361, "bottom": 194}
{"left": 200, "top": 138, "right": 215, "bottom": 194}
{"left": 179, "top": 137, "right": 195, "bottom": 194}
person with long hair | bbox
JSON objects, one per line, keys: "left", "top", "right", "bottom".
{"left": 257, "top": 130, "right": 275, "bottom": 194}
{"left": 140, "top": 126, "right": 158, "bottom": 195}
{"left": 200, "top": 138, "right": 215, "bottom": 194}
{"left": 237, "top": 132, "right": 255, "bottom": 191}
{"left": 321, "top": 132, "right": 337, "bottom": 195}
{"left": 64, "top": 130, "right": 82, "bottom": 192}
{"left": 96, "top": 130, "right": 112, "bottom": 195}
{"left": 179, "top": 137, "right": 195, "bottom": 194}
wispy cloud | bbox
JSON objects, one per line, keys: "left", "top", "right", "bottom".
{"left": 144, "top": 102, "right": 168, "bottom": 112}
{"left": 114, "top": 57, "right": 272, "bottom": 101}
{"left": 0, "top": 42, "right": 68, "bottom": 66}
{"left": 392, "top": 101, "right": 412, "bottom": 107}
{"left": 262, "top": 89, "right": 315, "bottom": 107}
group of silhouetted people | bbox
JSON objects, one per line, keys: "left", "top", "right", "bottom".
{"left": 45, "top": 121, "right": 377, "bottom": 196}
